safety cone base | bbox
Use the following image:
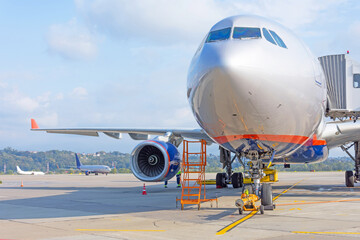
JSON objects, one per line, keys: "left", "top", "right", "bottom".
{"left": 142, "top": 183, "right": 147, "bottom": 195}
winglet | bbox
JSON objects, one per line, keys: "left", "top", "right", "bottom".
{"left": 31, "top": 119, "right": 39, "bottom": 129}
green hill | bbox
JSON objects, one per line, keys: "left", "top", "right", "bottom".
{"left": 0, "top": 147, "right": 354, "bottom": 174}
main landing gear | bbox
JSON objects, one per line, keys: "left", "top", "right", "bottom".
{"left": 215, "top": 147, "right": 243, "bottom": 189}
{"left": 342, "top": 141, "right": 360, "bottom": 187}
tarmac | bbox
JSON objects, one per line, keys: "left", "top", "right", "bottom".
{"left": 0, "top": 172, "right": 360, "bottom": 240}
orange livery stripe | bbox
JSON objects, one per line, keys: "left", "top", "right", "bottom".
{"left": 213, "top": 134, "right": 326, "bottom": 146}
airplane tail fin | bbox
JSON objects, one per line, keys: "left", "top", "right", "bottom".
{"left": 16, "top": 166, "right": 22, "bottom": 172}
{"left": 75, "top": 154, "right": 82, "bottom": 168}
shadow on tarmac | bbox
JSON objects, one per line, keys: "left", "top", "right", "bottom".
{"left": 1, "top": 182, "right": 359, "bottom": 220}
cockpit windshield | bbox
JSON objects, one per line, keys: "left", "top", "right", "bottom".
{"left": 233, "top": 27, "right": 261, "bottom": 39}
{"left": 269, "top": 30, "right": 287, "bottom": 48}
{"left": 206, "top": 28, "right": 231, "bottom": 43}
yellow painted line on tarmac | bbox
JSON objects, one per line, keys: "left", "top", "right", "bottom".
{"left": 273, "top": 179, "right": 304, "bottom": 201}
{"left": 293, "top": 231, "right": 360, "bottom": 235}
{"left": 216, "top": 211, "right": 257, "bottom": 235}
{"left": 76, "top": 229, "right": 165, "bottom": 232}
{"left": 277, "top": 198, "right": 360, "bottom": 206}
{"left": 216, "top": 179, "right": 304, "bottom": 235}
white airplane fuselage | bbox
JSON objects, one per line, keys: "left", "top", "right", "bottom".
{"left": 188, "top": 15, "right": 328, "bottom": 163}
{"left": 78, "top": 165, "right": 111, "bottom": 174}
{"left": 16, "top": 166, "right": 45, "bottom": 175}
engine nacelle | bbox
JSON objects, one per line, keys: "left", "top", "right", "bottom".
{"left": 130, "top": 140, "right": 181, "bottom": 182}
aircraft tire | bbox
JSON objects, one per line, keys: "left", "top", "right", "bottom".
{"left": 345, "top": 170, "right": 355, "bottom": 187}
{"left": 216, "top": 173, "right": 227, "bottom": 188}
{"left": 232, "top": 172, "right": 243, "bottom": 188}
{"left": 216, "top": 173, "right": 223, "bottom": 188}
{"left": 261, "top": 183, "right": 273, "bottom": 206}
{"left": 260, "top": 205, "right": 264, "bottom": 214}
{"left": 221, "top": 173, "right": 227, "bottom": 187}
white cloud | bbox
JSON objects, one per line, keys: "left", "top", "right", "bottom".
{"left": 162, "top": 107, "right": 195, "bottom": 127}
{"left": 36, "top": 113, "right": 59, "bottom": 127}
{"left": 75, "top": 0, "right": 226, "bottom": 44}
{"left": 348, "top": 21, "right": 360, "bottom": 39}
{"left": 74, "top": 0, "right": 346, "bottom": 45}
{"left": 70, "top": 87, "right": 88, "bottom": 99}
{"left": 230, "top": 0, "right": 346, "bottom": 30}
{"left": 0, "top": 81, "right": 62, "bottom": 123}
{"left": 46, "top": 18, "right": 98, "bottom": 60}
{"left": 2, "top": 88, "right": 40, "bottom": 112}
{"left": 0, "top": 80, "right": 8, "bottom": 88}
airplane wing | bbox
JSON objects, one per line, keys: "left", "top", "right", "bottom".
{"left": 30, "top": 119, "right": 214, "bottom": 143}
{"left": 321, "top": 121, "right": 360, "bottom": 149}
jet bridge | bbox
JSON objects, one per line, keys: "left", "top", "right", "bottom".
{"left": 319, "top": 54, "right": 360, "bottom": 120}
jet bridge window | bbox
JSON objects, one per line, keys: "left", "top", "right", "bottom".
{"left": 233, "top": 27, "right": 261, "bottom": 39}
{"left": 354, "top": 74, "right": 360, "bottom": 88}
{"left": 269, "top": 30, "right": 287, "bottom": 48}
{"left": 262, "top": 28, "right": 276, "bottom": 45}
{"left": 206, "top": 27, "right": 231, "bottom": 43}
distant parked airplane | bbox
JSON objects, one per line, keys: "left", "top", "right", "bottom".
{"left": 16, "top": 166, "right": 45, "bottom": 175}
{"left": 75, "top": 153, "right": 111, "bottom": 175}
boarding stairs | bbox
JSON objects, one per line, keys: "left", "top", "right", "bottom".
{"left": 179, "top": 140, "right": 217, "bottom": 210}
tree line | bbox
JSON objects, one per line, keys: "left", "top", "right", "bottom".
{"left": 0, "top": 147, "right": 354, "bottom": 174}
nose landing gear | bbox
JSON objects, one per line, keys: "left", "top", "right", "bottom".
{"left": 235, "top": 150, "right": 276, "bottom": 214}
{"left": 215, "top": 147, "right": 276, "bottom": 214}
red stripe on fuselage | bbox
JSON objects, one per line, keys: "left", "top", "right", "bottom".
{"left": 312, "top": 134, "right": 327, "bottom": 146}
{"left": 213, "top": 134, "right": 326, "bottom": 146}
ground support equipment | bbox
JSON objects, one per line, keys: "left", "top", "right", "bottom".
{"left": 178, "top": 140, "right": 217, "bottom": 210}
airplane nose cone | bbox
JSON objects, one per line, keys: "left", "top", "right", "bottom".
{"left": 189, "top": 43, "right": 269, "bottom": 136}
{"left": 188, "top": 42, "right": 323, "bottom": 154}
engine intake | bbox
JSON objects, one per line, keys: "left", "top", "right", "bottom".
{"left": 131, "top": 140, "right": 181, "bottom": 182}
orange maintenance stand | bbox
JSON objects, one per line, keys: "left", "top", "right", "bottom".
{"left": 178, "top": 140, "right": 217, "bottom": 210}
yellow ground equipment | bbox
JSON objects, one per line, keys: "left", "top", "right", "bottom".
{"left": 202, "top": 168, "right": 278, "bottom": 185}
{"left": 243, "top": 168, "right": 278, "bottom": 184}
{"left": 235, "top": 188, "right": 264, "bottom": 215}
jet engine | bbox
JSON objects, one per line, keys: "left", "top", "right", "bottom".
{"left": 130, "top": 140, "right": 181, "bottom": 182}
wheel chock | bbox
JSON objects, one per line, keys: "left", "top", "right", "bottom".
{"left": 263, "top": 204, "right": 275, "bottom": 210}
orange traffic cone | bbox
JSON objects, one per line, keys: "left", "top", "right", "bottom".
{"left": 21, "top": 180, "right": 24, "bottom": 187}
{"left": 142, "top": 183, "right": 147, "bottom": 195}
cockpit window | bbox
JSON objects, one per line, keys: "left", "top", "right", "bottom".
{"left": 262, "top": 28, "right": 276, "bottom": 45}
{"left": 269, "top": 30, "right": 287, "bottom": 48}
{"left": 206, "top": 28, "right": 231, "bottom": 43}
{"left": 233, "top": 27, "right": 261, "bottom": 39}
{"left": 354, "top": 74, "right": 360, "bottom": 88}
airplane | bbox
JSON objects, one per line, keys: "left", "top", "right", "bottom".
{"left": 75, "top": 153, "right": 111, "bottom": 175}
{"left": 31, "top": 15, "right": 360, "bottom": 207}
{"left": 16, "top": 166, "right": 45, "bottom": 175}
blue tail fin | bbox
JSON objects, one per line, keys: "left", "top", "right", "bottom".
{"left": 75, "top": 153, "right": 82, "bottom": 168}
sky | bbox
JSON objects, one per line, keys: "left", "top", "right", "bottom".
{"left": 0, "top": 0, "right": 359, "bottom": 156}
